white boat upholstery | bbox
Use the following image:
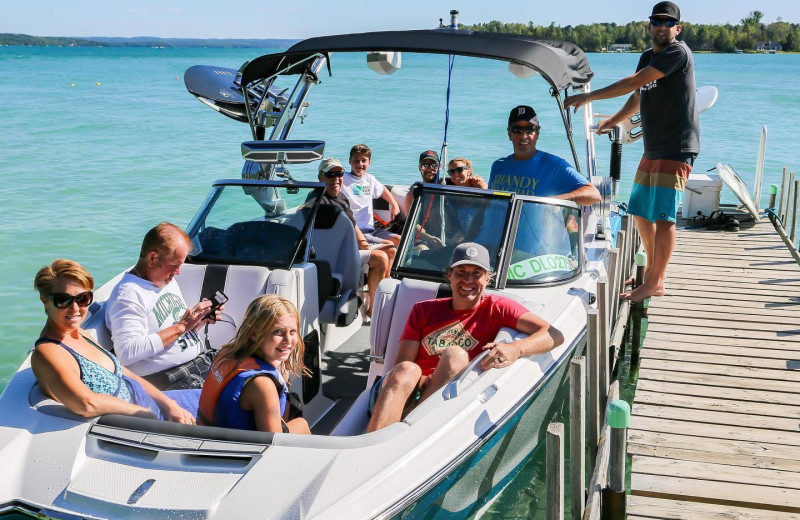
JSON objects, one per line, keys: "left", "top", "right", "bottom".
{"left": 177, "top": 264, "right": 272, "bottom": 349}
{"left": 390, "top": 185, "right": 411, "bottom": 218}
{"left": 310, "top": 204, "right": 362, "bottom": 326}
{"left": 83, "top": 264, "right": 273, "bottom": 353}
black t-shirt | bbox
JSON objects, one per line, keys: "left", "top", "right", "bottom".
{"left": 636, "top": 40, "right": 700, "bottom": 159}
{"left": 320, "top": 191, "right": 358, "bottom": 227}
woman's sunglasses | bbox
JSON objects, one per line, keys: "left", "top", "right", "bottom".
{"left": 324, "top": 169, "right": 344, "bottom": 178}
{"left": 50, "top": 291, "right": 94, "bottom": 309}
{"left": 650, "top": 19, "right": 677, "bottom": 27}
{"left": 448, "top": 166, "right": 469, "bottom": 176}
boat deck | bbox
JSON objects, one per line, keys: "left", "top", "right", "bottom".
{"left": 626, "top": 215, "right": 800, "bottom": 518}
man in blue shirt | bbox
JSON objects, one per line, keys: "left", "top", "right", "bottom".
{"left": 489, "top": 105, "right": 601, "bottom": 206}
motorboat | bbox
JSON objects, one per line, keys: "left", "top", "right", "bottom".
{"left": 0, "top": 20, "right": 621, "bottom": 520}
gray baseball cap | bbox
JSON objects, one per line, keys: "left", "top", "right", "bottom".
{"left": 318, "top": 157, "right": 344, "bottom": 175}
{"left": 449, "top": 242, "right": 492, "bottom": 271}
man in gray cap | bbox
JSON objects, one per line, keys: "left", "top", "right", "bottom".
{"left": 565, "top": 1, "right": 699, "bottom": 303}
{"left": 366, "top": 242, "right": 562, "bottom": 432}
{"left": 317, "top": 157, "right": 393, "bottom": 317}
{"left": 489, "top": 105, "right": 601, "bottom": 206}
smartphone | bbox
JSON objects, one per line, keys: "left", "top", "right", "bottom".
{"left": 202, "top": 290, "right": 228, "bottom": 321}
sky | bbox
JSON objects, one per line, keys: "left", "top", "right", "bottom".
{"left": 3, "top": 0, "right": 799, "bottom": 39}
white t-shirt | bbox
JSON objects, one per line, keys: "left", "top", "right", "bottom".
{"left": 342, "top": 171, "right": 385, "bottom": 232}
{"left": 105, "top": 273, "right": 203, "bottom": 376}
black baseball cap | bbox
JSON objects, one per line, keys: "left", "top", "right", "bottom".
{"left": 650, "top": 1, "right": 680, "bottom": 21}
{"left": 419, "top": 150, "right": 440, "bottom": 164}
{"left": 508, "top": 105, "right": 540, "bottom": 128}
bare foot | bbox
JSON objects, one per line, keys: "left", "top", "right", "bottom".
{"left": 620, "top": 283, "right": 666, "bottom": 302}
{"left": 624, "top": 271, "right": 658, "bottom": 287}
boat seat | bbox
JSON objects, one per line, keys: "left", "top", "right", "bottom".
{"left": 177, "top": 264, "right": 272, "bottom": 349}
{"left": 310, "top": 204, "right": 363, "bottom": 327}
{"left": 369, "top": 278, "right": 527, "bottom": 381}
{"left": 390, "top": 185, "right": 411, "bottom": 219}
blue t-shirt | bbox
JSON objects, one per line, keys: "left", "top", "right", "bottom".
{"left": 489, "top": 151, "right": 587, "bottom": 197}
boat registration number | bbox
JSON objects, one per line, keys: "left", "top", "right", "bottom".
{"left": 508, "top": 254, "right": 577, "bottom": 280}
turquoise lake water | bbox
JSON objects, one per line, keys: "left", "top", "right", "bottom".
{"left": 0, "top": 45, "right": 798, "bottom": 516}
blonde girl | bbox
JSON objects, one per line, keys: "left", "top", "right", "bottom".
{"left": 198, "top": 295, "right": 311, "bottom": 433}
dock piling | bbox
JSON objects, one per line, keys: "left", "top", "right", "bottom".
{"left": 778, "top": 167, "right": 788, "bottom": 220}
{"left": 792, "top": 180, "right": 800, "bottom": 243}
{"left": 607, "top": 248, "right": 619, "bottom": 325}
{"left": 781, "top": 172, "right": 794, "bottom": 224}
{"left": 631, "top": 252, "right": 647, "bottom": 357}
{"left": 768, "top": 183, "right": 778, "bottom": 209}
{"left": 597, "top": 277, "right": 610, "bottom": 411}
{"left": 587, "top": 309, "right": 601, "bottom": 470}
{"left": 615, "top": 231, "right": 627, "bottom": 296}
{"left": 602, "top": 400, "right": 630, "bottom": 520}
{"left": 569, "top": 357, "right": 586, "bottom": 520}
{"left": 546, "top": 422, "right": 565, "bottom": 520}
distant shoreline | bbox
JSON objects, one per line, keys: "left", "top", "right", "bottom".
{"left": 0, "top": 33, "right": 299, "bottom": 49}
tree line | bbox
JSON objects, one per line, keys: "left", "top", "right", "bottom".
{"left": 462, "top": 12, "right": 800, "bottom": 52}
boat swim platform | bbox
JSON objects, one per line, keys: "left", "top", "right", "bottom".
{"left": 626, "top": 214, "right": 800, "bottom": 519}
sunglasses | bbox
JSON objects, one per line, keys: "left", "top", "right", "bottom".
{"left": 50, "top": 291, "right": 94, "bottom": 309}
{"left": 650, "top": 19, "right": 677, "bottom": 27}
{"left": 509, "top": 126, "right": 540, "bottom": 135}
{"left": 324, "top": 169, "right": 344, "bottom": 178}
{"left": 448, "top": 166, "right": 471, "bottom": 176}
{"left": 420, "top": 162, "right": 439, "bottom": 170}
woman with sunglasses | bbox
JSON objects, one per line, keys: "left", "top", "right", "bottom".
{"left": 32, "top": 259, "right": 197, "bottom": 423}
{"left": 445, "top": 158, "right": 487, "bottom": 189}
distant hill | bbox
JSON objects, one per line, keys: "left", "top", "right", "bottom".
{"left": 0, "top": 33, "right": 298, "bottom": 49}
{"left": 0, "top": 33, "right": 105, "bottom": 47}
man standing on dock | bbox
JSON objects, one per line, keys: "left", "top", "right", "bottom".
{"left": 565, "top": 1, "right": 699, "bottom": 302}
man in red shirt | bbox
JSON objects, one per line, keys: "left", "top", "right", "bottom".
{"left": 367, "top": 243, "right": 563, "bottom": 432}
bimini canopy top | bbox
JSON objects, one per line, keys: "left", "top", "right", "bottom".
{"left": 240, "top": 29, "right": 593, "bottom": 91}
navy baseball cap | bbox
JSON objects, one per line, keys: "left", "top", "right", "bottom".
{"left": 508, "top": 105, "right": 540, "bottom": 128}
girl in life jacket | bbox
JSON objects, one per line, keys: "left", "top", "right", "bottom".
{"left": 198, "top": 295, "right": 311, "bottom": 434}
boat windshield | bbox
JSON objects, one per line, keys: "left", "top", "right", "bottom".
{"left": 185, "top": 181, "right": 323, "bottom": 268}
{"left": 395, "top": 187, "right": 513, "bottom": 280}
{"left": 506, "top": 200, "right": 581, "bottom": 285}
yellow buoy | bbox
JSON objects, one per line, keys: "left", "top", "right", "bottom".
{"left": 95, "top": 82, "right": 101, "bottom": 86}
{"left": 70, "top": 83, "right": 76, "bottom": 87}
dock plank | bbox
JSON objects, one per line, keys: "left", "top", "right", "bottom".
{"left": 628, "top": 440, "right": 800, "bottom": 473}
{"left": 629, "top": 415, "right": 800, "bottom": 447}
{"left": 637, "top": 367, "right": 800, "bottom": 394}
{"left": 630, "top": 474, "right": 800, "bottom": 513}
{"left": 641, "top": 339, "right": 798, "bottom": 360}
{"left": 638, "top": 358, "right": 800, "bottom": 383}
{"left": 627, "top": 495, "right": 800, "bottom": 520}
{"left": 644, "top": 330, "right": 800, "bottom": 350}
{"left": 634, "top": 389, "right": 800, "bottom": 419}
{"left": 640, "top": 347, "right": 800, "bottom": 371}
{"left": 636, "top": 379, "right": 800, "bottom": 406}
{"left": 627, "top": 430, "right": 800, "bottom": 464}
{"left": 632, "top": 455, "right": 800, "bottom": 491}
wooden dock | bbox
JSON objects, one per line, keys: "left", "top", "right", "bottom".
{"left": 626, "top": 216, "right": 800, "bottom": 519}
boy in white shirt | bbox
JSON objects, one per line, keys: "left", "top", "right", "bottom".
{"left": 342, "top": 143, "right": 401, "bottom": 246}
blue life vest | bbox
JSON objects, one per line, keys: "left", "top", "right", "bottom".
{"left": 199, "top": 356, "right": 287, "bottom": 431}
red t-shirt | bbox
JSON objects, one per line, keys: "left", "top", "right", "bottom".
{"left": 400, "top": 294, "right": 528, "bottom": 376}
